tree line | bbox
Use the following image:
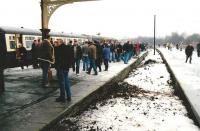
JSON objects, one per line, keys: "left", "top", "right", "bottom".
{"left": 132, "top": 32, "right": 200, "bottom": 45}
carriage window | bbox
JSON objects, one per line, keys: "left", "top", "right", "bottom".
{"left": 8, "top": 35, "right": 16, "bottom": 49}
{"left": 25, "top": 41, "right": 32, "bottom": 48}
{"left": 9, "top": 41, "right": 16, "bottom": 49}
{"left": 25, "top": 36, "right": 35, "bottom": 41}
{"left": 25, "top": 36, "right": 35, "bottom": 49}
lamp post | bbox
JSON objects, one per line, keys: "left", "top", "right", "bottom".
{"left": 154, "top": 15, "right": 156, "bottom": 55}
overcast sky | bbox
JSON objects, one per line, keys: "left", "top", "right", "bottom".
{"left": 0, "top": 0, "right": 200, "bottom": 38}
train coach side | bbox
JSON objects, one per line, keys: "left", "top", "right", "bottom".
{"left": 0, "top": 26, "right": 90, "bottom": 68}
{"left": 0, "top": 30, "right": 6, "bottom": 69}
{"left": 0, "top": 26, "right": 42, "bottom": 68}
{"left": 0, "top": 26, "right": 108, "bottom": 69}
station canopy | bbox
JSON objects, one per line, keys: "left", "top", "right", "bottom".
{"left": 45, "top": 0, "right": 98, "bottom": 4}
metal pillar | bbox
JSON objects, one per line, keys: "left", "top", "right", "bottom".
{"left": 154, "top": 15, "right": 156, "bottom": 55}
{"left": 40, "top": 28, "right": 51, "bottom": 40}
{"left": 40, "top": 0, "right": 72, "bottom": 40}
{"left": 41, "top": 0, "right": 51, "bottom": 40}
{"left": 40, "top": 0, "right": 97, "bottom": 40}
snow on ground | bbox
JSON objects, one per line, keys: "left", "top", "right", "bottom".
{"left": 124, "top": 51, "right": 171, "bottom": 93}
{"left": 159, "top": 47, "right": 200, "bottom": 127}
{"left": 159, "top": 48, "right": 200, "bottom": 92}
{"left": 74, "top": 96, "right": 197, "bottom": 131}
{"left": 159, "top": 48, "right": 200, "bottom": 90}
{"left": 63, "top": 50, "right": 200, "bottom": 131}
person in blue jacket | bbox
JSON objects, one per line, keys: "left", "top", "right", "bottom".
{"left": 103, "top": 43, "right": 110, "bottom": 71}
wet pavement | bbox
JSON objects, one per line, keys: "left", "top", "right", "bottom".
{"left": 0, "top": 68, "right": 79, "bottom": 119}
{"left": 0, "top": 53, "right": 146, "bottom": 131}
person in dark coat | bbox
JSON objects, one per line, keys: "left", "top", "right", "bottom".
{"left": 197, "top": 42, "right": 200, "bottom": 57}
{"left": 55, "top": 39, "right": 74, "bottom": 102}
{"left": 116, "top": 43, "right": 123, "bottom": 62}
{"left": 185, "top": 44, "right": 194, "bottom": 64}
{"left": 72, "top": 39, "right": 82, "bottom": 75}
{"left": 123, "top": 41, "right": 130, "bottom": 64}
{"left": 16, "top": 44, "right": 28, "bottom": 69}
{"left": 95, "top": 41, "right": 103, "bottom": 72}
{"left": 110, "top": 42, "right": 117, "bottom": 62}
{"left": 38, "top": 38, "right": 55, "bottom": 87}
{"left": 31, "top": 40, "right": 40, "bottom": 68}
{"left": 103, "top": 44, "right": 110, "bottom": 71}
{"left": 68, "top": 40, "right": 75, "bottom": 72}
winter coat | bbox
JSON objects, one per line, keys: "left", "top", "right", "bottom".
{"left": 197, "top": 43, "right": 200, "bottom": 51}
{"left": 141, "top": 44, "right": 146, "bottom": 51}
{"left": 123, "top": 42, "right": 131, "bottom": 52}
{"left": 117, "top": 44, "right": 123, "bottom": 54}
{"left": 185, "top": 45, "right": 194, "bottom": 56}
{"left": 82, "top": 44, "right": 89, "bottom": 57}
{"left": 55, "top": 43, "right": 74, "bottom": 70}
{"left": 88, "top": 44, "right": 97, "bottom": 60}
{"left": 17, "top": 46, "right": 27, "bottom": 60}
{"left": 73, "top": 45, "right": 82, "bottom": 59}
{"left": 39, "top": 39, "right": 55, "bottom": 63}
{"left": 31, "top": 42, "right": 40, "bottom": 60}
{"left": 103, "top": 47, "right": 110, "bottom": 60}
{"left": 110, "top": 44, "right": 117, "bottom": 52}
{"left": 96, "top": 43, "right": 103, "bottom": 60}
{"left": 134, "top": 43, "right": 140, "bottom": 52}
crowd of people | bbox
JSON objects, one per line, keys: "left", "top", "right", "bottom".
{"left": 11, "top": 37, "right": 200, "bottom": 103}
{"left": 19, "top": 36, "right": 146, "bottom": 102}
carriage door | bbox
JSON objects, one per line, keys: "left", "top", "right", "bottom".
{"left": 15, "top": 34, "right": 23, "bottom": 48}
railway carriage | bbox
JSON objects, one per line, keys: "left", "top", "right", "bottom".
{"left": 0, "top": 26, "right": 88, "bottom": 68}
{"left": 0, "top": 26, "right": 113, "bottom": 68}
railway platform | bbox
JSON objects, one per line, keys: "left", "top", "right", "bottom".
{"left": 158, "top": 48, "right": 200, "bottom": 125}
{"left": 0, "top": 52, "right": 147, "bottom": 131}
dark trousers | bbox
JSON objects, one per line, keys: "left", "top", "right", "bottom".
{"left": 186, "top": 55, "right": 192, "bottom": 63}
{"left": 72, "top": 58, "right": 80, "bottom": 74}
{"left": 197, "top": 50, "right": 200, "bottom": 57}
{"left": 116, "top": 53, "right": 122, "bottom": 62}
{"left": 104, "top": 59, "right": 109, "bottom": 71}
{"left": 32, "top": 57, "right": 39, "bottom": 69}
{"left": 95, "top": 59, "right": 102, "bottom": 72}
{"left": 40, "top": 62, "right": 50, "bottom": 85}
{"left": 0, "top": 69, "right": 5, "bottom": 93}
{"left": 20, "top": 57, "right": 28, "bottom": 69}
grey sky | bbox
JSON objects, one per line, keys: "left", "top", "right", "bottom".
{"left": 0, "top": 0, "right": 200, "bottom": 38}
